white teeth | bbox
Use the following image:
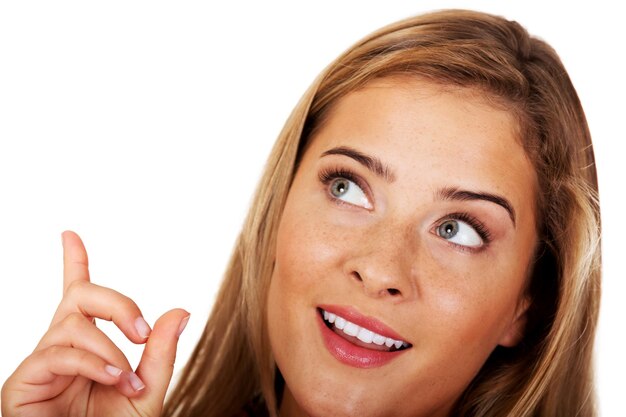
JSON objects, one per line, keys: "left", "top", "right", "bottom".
{"left": 343, "top": 322, "right": 359, "bottom": 337}
{"left": 335, "top": 316, "right": 347, "bottom": 330}
{"left": 321, "top": 309, "right": 409, "bottom": 349}
{"left": 372, "top": 334, "right": 386, "bottom": 346}
{"left": 356, "top": 328, "right": 374, "bottom": 344}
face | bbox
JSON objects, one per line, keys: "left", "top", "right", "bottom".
{"left": 267, "top": 78, "right": 538, "bottom": 417}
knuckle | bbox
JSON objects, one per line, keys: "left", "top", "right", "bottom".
{"left": 96, "top": 286, "right": 140, "bottom": 318}
{"left": 43, "top": 345, "right": 64, "bottom": 361}
{"left": 75, "top": 348, "right": 90, "bottom": 365}
{"left": 107, "top": 290, "right": 140, "bottom": 318}
{"left": 63, "top": 312, "right": 89, "bottom": 328}
{"left": 65, "top": 279, "right": 88, "bottom": 299}
{"left": 119, "top": 296, "right": 139, "bottom": 314}
{"left": 42, "top": 345, "right": 90, "bottom": 368}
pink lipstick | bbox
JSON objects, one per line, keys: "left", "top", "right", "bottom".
{"left": 317, "top": 305, "right": 412, "bottom": 368}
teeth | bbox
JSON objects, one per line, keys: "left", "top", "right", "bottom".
{"left": 335, "top": 316, "right": 347, "bottom": 330}
{"left": 372, "top": 334, "right": 386, "bottom": 346}
{"left": 321, "top": 309, "right": 409, "bottom": 349}
{"left": 356, "top": 328, "right": 374, "bottom": 344}
{"left": 344, "top": 322, "right": 359, "bottom": 337}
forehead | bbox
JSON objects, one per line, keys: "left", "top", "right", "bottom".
{"left": 305, "top": 77, "right": 537, "bottom": 218}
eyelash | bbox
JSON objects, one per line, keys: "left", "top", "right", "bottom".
{"left": 318, "top": 166, "right": 370, "bottom": 203}
{"left": 318, "top": 166, "right": 493, "bottom": 251}
{"left": 435, "top": 212, "right": 493, "bottom": 251}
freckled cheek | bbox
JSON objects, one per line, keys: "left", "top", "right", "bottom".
{"left": 421, "top": 247, "right": 520, "bottom": 348}
{"left": 274, "top": 204, "right": 350, "bottom": 297}
{"left": 427, "top": 290, "right": 509, "bottom": 350}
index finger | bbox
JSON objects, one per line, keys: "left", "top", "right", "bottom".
{"left": 62, "top": 230, "right": 90, "bottom": 294}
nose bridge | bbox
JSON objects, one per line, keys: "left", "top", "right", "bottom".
{"left": 347, "top": 219, "right": 417, "bottom": 300}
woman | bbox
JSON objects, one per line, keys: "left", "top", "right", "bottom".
{"left": 1, "top": 9, "right": 600, "bottom": 417}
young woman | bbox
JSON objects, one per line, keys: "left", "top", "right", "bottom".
{"left": 2, "top": 9, "right": 601, "bottom": 417}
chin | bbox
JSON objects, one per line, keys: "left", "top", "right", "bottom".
{"left": 284, "top": 380, "right": 452, "bottom": 417}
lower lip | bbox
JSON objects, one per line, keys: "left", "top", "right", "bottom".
{"left": 317, "top": 312, "right": 408, "bottom": 368}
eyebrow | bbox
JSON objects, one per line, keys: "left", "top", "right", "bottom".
{"left": 321, "top": 146, "right": 396, "bottom": 182}
{"left": 437, "top": 186, "right": 517, "bottom": 226}
{"left": 319, "top": 146, "right": 515, "bottom": 225}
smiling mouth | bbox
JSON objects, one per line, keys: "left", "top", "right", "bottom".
{"left": 318, "top": 308, "right": 412, "bottom": 352}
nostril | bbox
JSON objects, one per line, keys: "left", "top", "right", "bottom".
{"left": 352, "top": 271, "right": 363, "bottom": 282}
{"left": 387, "top": 288, "right": 401, "bottom": 296}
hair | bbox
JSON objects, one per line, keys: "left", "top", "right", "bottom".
{"left": 162, "top": 9, "right": 601, "bottom": 417}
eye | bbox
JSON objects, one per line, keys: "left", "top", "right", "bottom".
{"left": 328, "top": 177, "right": 372, "bottom": 209}
{"left": 436, "top": 219, "right": 483, "bottom": 248}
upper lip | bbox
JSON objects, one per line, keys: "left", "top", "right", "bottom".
{"left": 318, "top": 304, "right": 410, "bottom": 343}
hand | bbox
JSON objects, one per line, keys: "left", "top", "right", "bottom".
{"left": 1, "top": 231, "right": 189, "bottom": 417}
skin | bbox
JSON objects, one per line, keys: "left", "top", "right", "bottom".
{"left": 1, "top": 231, "right": 189, "bottom": 417}
{"left": 267, "top": 78, "right": 539, "bottom": 417}
{"left": 1, "top": 77, "right": 538, "bottom": 417}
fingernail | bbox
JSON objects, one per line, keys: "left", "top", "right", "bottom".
{"left": 104, "top": 364, "right": 122, "bottom": 377}
{"left": 134, "top": 317, "right": 151, "bottom": 339}
{"left": 177, "top": 315, "right": 190, "bottom": 337}
{"left": 128, "top": 372, "right": 145, "bottom": 391}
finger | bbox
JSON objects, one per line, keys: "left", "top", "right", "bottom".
{"left": 36, "top": 313, "right": 134, "bottom": 374}
{"left": 133, "top": 309, "right": 189, "bottom": 407}
{"left": 50, "top": 281, "right": 151, "bottom": 343}
{"left": 62, "top": 231, "right": 90, "bottom": 294}
{"left": 8, "top": 346, "right": 147, "bottom": 401}
{"left": 13, "top": 345, "right": 123, "bottom": 392}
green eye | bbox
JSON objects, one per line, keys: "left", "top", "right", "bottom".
{"left": 436, "top": 219, "right": 482, "bottom": 247}
{"left": 331, "top": 179, "right": 350, "bottom": 197}
{"left": 328, "top": 178, "right": 372, "bottom": 209}
{"left": 437, "top": 220, "right": 459, "bottom": 239}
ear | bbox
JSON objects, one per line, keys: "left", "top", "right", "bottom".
{"left": 498, "top": 296, "right": 531, "bottom": 348}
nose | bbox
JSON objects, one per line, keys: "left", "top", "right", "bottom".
{"left": 343, "top": 223, "right": 418, "bottom": 301}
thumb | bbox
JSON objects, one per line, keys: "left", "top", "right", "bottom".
{"left": 132, "top": 308, "right": 190, "bottom": 411}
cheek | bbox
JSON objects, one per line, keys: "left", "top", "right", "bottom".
{"left": 419, "top": 241, "right": 527, "bottom": 349}
{"left": 273, "top": 197, "right": 352, "bottom": 293}
{"left": 268, "top": 195, "right": 337, "bottom": 324}
{"left": 267, "top": 195, "right": 352, "bottom": 396}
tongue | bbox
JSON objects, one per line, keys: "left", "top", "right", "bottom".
{"left": 332, "top": 326, "right": 395, "bottom": 352}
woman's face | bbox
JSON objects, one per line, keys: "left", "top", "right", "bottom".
{"left": 267, "top": 78, "right": 538, "bottom": 417}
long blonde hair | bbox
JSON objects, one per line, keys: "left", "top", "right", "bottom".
{"left": 163, "top": 9, "right": 601, "bottom": 417}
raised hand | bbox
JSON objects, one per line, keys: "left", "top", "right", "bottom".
{"left": 1, "top": 231, "right": 189, "bottom": 417}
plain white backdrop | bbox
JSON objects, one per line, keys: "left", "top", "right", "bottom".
{"left": 0, "top": 1, "right": 623, "bottom": 415}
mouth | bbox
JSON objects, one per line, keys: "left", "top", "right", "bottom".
{"left": 319, "top": 308, "right": 411, "bottom": 352}
{"left": 317, "top": 306, "right": 412, "bottom": 368}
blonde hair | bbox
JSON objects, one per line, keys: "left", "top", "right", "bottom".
{"left": 163, "top": 9, "right": 601, "bottom": 417}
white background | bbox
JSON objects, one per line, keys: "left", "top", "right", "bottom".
{"left": 0, "top": 1, "right": 623, "bottom": 415}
